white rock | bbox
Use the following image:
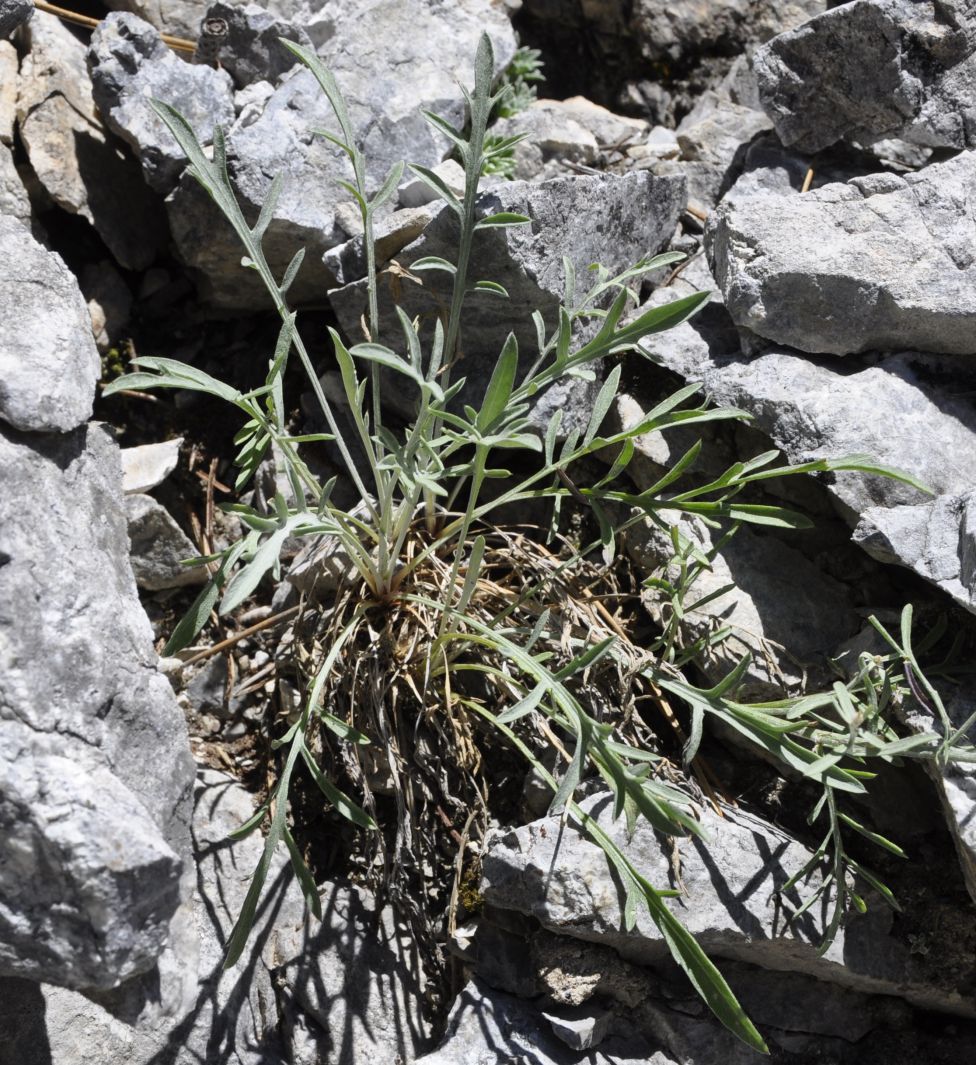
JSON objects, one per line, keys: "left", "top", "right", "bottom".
{"left": 121, "top": 438, "right": 183, "bottom": 494}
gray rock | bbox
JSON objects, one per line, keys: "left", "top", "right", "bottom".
{"left": 81, "top": 259, "right": 133, "bottom": 351}
{"left": 199, "top": 1, "right": 311, "bottom": 89}
{"left": 641, "top": 314, "right": 976, "bottom": 610}
{"left": 491, "top": 96, "right": 649, "bottom": 182}
{"left": 854, "top": 493, "right": 976, "bottom": 613}
{"left": 323, "top": 204, "right": 435, "bottom": 288}
{"left": 626, "top": 515, "right": 858, "bottom": 697}
{"left": 0, "top": 216, "right": 99, "bottom": 433}
{"left": 18, "top": 12, "right": 166, "bottom": 270}
{"left": 0, "top": 0, "right": 31, "bottom": 38}
{"left": 630, "top": 0, "right": 828, "bottom": 63}
{"left": 754, "top": 0, "right": 976, "bottom": 153}
{"left": 708, "top": 150, "right": 976, "bottom": 356}
{"left": 644, "top": 241, "right": 976, "bottom": 606}
{"left": 103, "top": 0, "right": 209, "bottom": 41}
{"left": 397, "top": 159, "right": 465, "bottom": 210}
{"left": 0, "top": 144, "right": 30, "bottom": 224}
{"left": 167, "top": 0, "right": 515, "bottom": 308}
{"left": 126, "top": 493, "right": 208, "bottom": 591}
{"left": 121, "top": 437, "right": 182, "bottom": 494}
{"left": 0, "top": 40, "right": 17, "bottom": 143}
{"left": 417, "top": 979, "right": 665, "bottom": 1065}
{"left": 471, "top": 923, "right": 936, "bottom": 1062}
{"left": 271, "top": 880, "right": 432, "bottom": 1064}
{"left": 482, "top": 795, "right": 976, "bottom": 1015}
{"left": 896, "top": 692, "right": 976, "bottom": 907}
{"left": 691, "top": 350, "right": 976, "bottom": 514}
{"left": 0, "top": 768, "right": 306, "bottom": 1065}
{"left": 671, "top": 90, "right": 772, "bottom": 207}
{"left": 0, "top": 422, "right": 195, "bottom": 989}
{"left": 88, "top": 12, "right": 235, "bottom": 194}
{"left": 330, "top": 171, "right": 686, "bottom": 422}
{"left": 517, "top": 1, "right": 824, "bottom": 121}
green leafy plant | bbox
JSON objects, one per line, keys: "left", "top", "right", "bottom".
{"left": 494, "top": 43, "right": 545, "bottom": 119}
{"left": 103, "top": 34, "right": 974, "bottom": 1054}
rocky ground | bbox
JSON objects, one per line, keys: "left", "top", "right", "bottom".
{"left": 1, "top": 0, "right": 976, "bottom": 1062}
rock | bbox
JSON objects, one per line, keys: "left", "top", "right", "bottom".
{"left": 641, "top": 321, "right": 976, "bottom": 610}
{"left": 198, "top": 1, "right": 312, "bottom": 89}
{"left": 854, "top": 492, "right": 976, "bottom": 613}
{"left": 754, "top": 0, "right": 976, "bottom": 153}
{"left": 482, "top": 795, "right": 976, "bottom": 1016}
{"left": 542, "top": 1002, "right": 614, "bottom": 1050}
{"left": 0, "top": 144, "right": 30, "bottom": 224}
{"left": 471, "top": 922, "right": 976, "bottom": 1063}
{"left": 670, "top": 90, "right": 772, "bottom": 206}
{"left": 489, "top": 100, "right": 602, "bottom": 181}
{"left": 166, "top": 0, "right": 515, "bottom": 308}
{"left": 0, "top": 768, "right": 308, "bottom": 1065}
{"left": 629, "top": 0, "right": 828, "bottom": 64}
{"left": 0, "top": 0, "right": 31, "bottom": 39}
{"left": 126, "top": 493, "right": 208, "bottom": 591}
{"left": 89, "top": 12, "right": 235, "bottom": 195}
{"left": 185, "top": 654, "right": 229, "bottom": 716}
{"left": 81, "top": 260, "right": 133, "bottom": 351}
{"left": 0, "top": 40, "right": 17, "bottom": 143}
{"left": 121, "top": 437, "right": 183, "bottom": 493}
{"left": 329, "top": 171, "right": 686, "bottom": 423}
{"left": 323, "top": 205, "right": 436, "bottom": 288}
{"left": 417, "top": 979, "right": 662, "bottom": 1065}
{"left": 397, "top": 159, "right": 466, "bottom": 210}
{"left": 690, "top": 350, "right": 975, "bottom": 514}
{"left": 17, "top": 12, "right": 166, "bottom": 271}
{"left": 0, "top": 421, "right": 195, "bottom": 989}
{"left": 0, "top": 750, "right": 182, "bottom": 985}
{"left": 517, "top": 0, "right": 825, "bottom": 122}
{"left": 103, "top": 0, "right": 209, "bottom": 41}
{"left": 0, "top": 216, "right": 99, "bottom": 433}
{"left": 897, "top": 692, "right": 976, "bottom": 906}
{"left": 626, "top": 515, "right": 858, "bottom": 697}
{"left": 271, "top": 880, "right": 432, "bottom": 1063}
{"left": 708, "top": 150, "right": 976, "bottom": 356}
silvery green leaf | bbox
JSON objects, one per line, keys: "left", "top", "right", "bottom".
{"left": 407, "top": 164, "right": 462, "bottom": 213}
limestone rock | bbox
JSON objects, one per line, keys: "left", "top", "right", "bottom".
{"left": 88, "top": 11, "right": 235, "bottom": 194}
{"left": 418, "top": 979, "right": 663, "bottom": 1065}
{"left": 18, "top": 12, "right": 167, "bottom": 269}
{"left": 630, "top": 0, "right": 828, "bottom": 63}
{"left": 854, "top": 492, "right": 976, "bottom": 613}
{"left": 490, "top": 97, "right": 646, "bottom": 181}
{"left": 0, "top": 0, "right": 31, "bottom": 39}
{"left": 0, "top": 216, "right": 99, "bottom": 434}
{"left": 0, "top": 422, "right": 195, "bottom": 989}
{"left": 126, "top": 493, "right": 208, "bottom": 590}
{"left": 271, "top": 881, "right": 433, "bottom": 1063}
{"left": 895, "top": 692, "right": 976, "bottom": 906}
{"left": 81, "top": 259, "right": 133, "bottom": 351}
{"left": 708, "top": 150, "right": 976, "bottom": 356}
{"left": 0, "top": 144, "right": 30, "bottom": 224}
{"left": 103, "top": 0, "right": 210, "bottom": 41}
{"left": 329, "top": 171, "right": 686, "bottom": 424}
{"left": 0, "top": 40, "right": 18, "bottom": 143}
{"left": 626, "top": 516, "right": 858, "bottom": 697}
{"left": 482, "top": 796, "right": 976, "bottom": 1016}
{"left": 0, "top": 768, "right": 305, "bottom": 1064}
{"left": 121, "top": 437, "right": 182, "bottom": 494}
{"left": 199, "top": 1, "right": 311, "bottom": 89}
{"left": 754, "top": 0, "right": 976, "bottom": 153}
{"left": 671, "top": 89, "right": 772, "bottom": 207}
{"left": 167, "top": 0, "right": 515, "bottom": 308}
{"left": 640, "top": 254, "right": 976, "bottom": 613}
